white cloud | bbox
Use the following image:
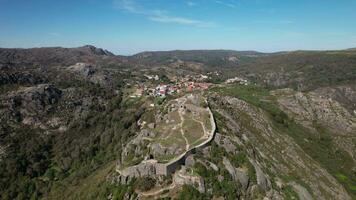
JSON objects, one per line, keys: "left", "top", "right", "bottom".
{"left": 149, "top": 14, "right": 216, "bottom": 28}
{"left": 114, "top": 0, "right": 143, "bottom": 14}
{"left": 215, "top": 0, "right": 236, "bottom": 8}
{"left": 113, "top": 0, "right": 216, "bottom": 28}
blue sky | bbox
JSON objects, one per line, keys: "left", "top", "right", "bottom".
{"left": 1, "top": 0, "right": 356, "bottom": 55}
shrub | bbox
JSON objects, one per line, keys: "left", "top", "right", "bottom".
{"left": 135, "top": 177, "right": 156, "bottom": 192}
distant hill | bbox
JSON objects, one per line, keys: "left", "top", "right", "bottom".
{"left": 130, "top": 50, "right": 264, "bottom": 68}
{"left": 1, "top": 45, "right": 356, "bottom": 90}
{"left": 0, "top": 45, "right": 124, "bottom": 66}
{"left": 127, "top": 49, "right": 356, "bottom": 90}
{"left": 235, "top": 50, "right": 356, "bottom": 90}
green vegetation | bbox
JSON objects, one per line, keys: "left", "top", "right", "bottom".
{"left": 237, "top": 51, "right": 356, "bottom": 90}
{"left": 282, "top": 185, "right": 299, "bottom": 199}
{"left": 183, "top": 117, "right": 205, "bottom": 145}
{"left": 212, "top": 84, "right": 356, "bottom": 198}
{"left": 192, "top": 161, "right": 240, "bottom": 199}
{"left": 189, "top": 141, "right": 256, "bottom": 199}
{"left": 135, "top": 177, "right": 156, "bottom": 192}
{"left": 176, "top": 185, "right": 207, "bottom": 200}
{"left": 0, "top": 74, "right": 148, "bottom": 199}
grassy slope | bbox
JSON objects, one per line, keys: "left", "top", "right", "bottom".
{"left": 210, "top": 84, "right": 356, "bottom": 198}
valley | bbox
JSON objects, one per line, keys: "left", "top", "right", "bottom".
{"left": 0, "top": 46, "right": 355, "bottom": 200}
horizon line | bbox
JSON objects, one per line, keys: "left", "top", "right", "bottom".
{"left": 1, "top": 44, "right": 355, "bottom": 56}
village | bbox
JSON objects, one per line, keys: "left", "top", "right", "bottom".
{"left": 129, "top": 73, "right": 214, "bottom": 99}
{"left": 128, "top": 71, "right": 250, "bottom": 99}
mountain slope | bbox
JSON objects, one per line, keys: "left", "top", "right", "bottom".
{"left": 209, "top": 85, "right": 355, "bottom": 199}
{"left": 0, "top": 45, "right": 124, "bottom": 66}
{"left": 0, "top": 45, "right": 355, "bottom": 199}
{"left": 130, "top": 49, "right": 264, "bottom": 68}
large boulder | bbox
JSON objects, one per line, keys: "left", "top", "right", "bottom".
{"left": 174, "top": 168, "right": 205, "bottom": 193}
{"left": 67, "top": 63, "right": 95, "bottom": 77}
{"left": 289, "top": 182, "right": 314, "bottom": 200}
{"left": 223, "top": 157, "right": 250, "bottom": 190}
{"left": 214, "top": 133, "right": 237, "bottom": 153}
{"left": 251, "top": 161, "right": 271, "bottom": 192}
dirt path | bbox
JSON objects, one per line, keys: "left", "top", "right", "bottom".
{"left": 178, "top": 98, "right": 190, "bottom": 151}
{"left": 191, "top": 115, "right": 208, "bottom": 140}
{"left": 138, "top": 182, "right": 176, "bottom": 197}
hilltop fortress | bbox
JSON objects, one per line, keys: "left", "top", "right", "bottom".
{"left": 115, "top": 95, "right": 216, "bottom": 183}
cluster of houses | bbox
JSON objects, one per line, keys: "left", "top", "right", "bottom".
{"left": 149, "top": 82, "right": 212, "bottom": 98}
{"left": 225, "top": 77, "right": 249, "bottom": 85}
{"left": 130, "top": 81, "right": 212, "bottom": 99}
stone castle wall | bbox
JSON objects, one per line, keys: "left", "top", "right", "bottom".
{"left": 118, "top": 106, "right": 216, "bottom": 179}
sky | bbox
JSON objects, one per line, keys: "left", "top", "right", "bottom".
{"left": 1, "top": 0, "right": 356, "bottom": 55}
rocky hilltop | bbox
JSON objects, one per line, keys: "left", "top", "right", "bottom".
{"left": 0, "top": 45, "right": 124, "bottom": 66}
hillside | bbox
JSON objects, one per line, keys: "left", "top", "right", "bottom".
{"left": 130, "top": 50, "right": 264, "bottom": 68}
{"left": 0, "top": 46, "right": 355, "bottom": 199}
{"left": 129, "top": 49, "right": 356, "bottom": 91}
{"left": 0, "top": 45, "right": 125, "bottom": 67}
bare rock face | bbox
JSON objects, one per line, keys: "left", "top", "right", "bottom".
{"left": 67, "top": 63, "right": 112, "bottom": 86}
{"left": 214, "top": 133, "right": 237, "bottom": 153}
{"left": 274, "top": 88, "right": 356, "bottom": 135}
{"left": 222, "top": 157, "right": 250, "bottom": 191}
{"left": 209, "top": 94, "right": 352, "bottom": 200}
{"left": 289, "top": 182, "right": 314, "bottom": 200}
{"left": 120, "top": 161, "right": 157, "bottom": 178}
{"left": 235, "top": 169, "right": 250, "bottom": 191}
{"left": 12, "top": 84, "right": 62, "bottom": 110}
{"left": 2, "top": 84, "right": 62, "bottom": 127}
{"left": 174, "top": 168, "right": 205, "bottom": 193}
{"left": 67, "top": 63, "right": 95, "bottom": 77}
{"left": 185, "top": 154, "right": 195, "bottom": 167}
{"left": 250, "top": 160, "right": 271, "bottom": 192}
{"left": 150, "top": 143, "right": 181, "bottom": 157}
{"left": 314, "top": 85, "right": 356, "bottom": 113}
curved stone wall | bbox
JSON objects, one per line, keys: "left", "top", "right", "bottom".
{"left": 117, "top": 106, "right": 216, "bottom": 178}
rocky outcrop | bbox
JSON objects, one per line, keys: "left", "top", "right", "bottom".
{"left": 209, "top": 94, "right": 352, "bottom": 200}
{"left": 0, "top": 45, "right": 121, "bottom": 66}
{"left": 119, "top": 160, "right": 157, "bottom": 178}
{"left": 223, "top": 157, "right": 250, "bottom": 190}
{"left": 274, "top": 88, "right": 356, "bottom": 135}
{"left": 174, "top": 167, "right": 205, "bottom": 193}
{"left": 67, "top": 63, "right": 95, "bottom": 77}
{"left": 250, "top": 160, "right": 271, "bottom": 192}
{"left": 289, "top": 182, "right": 314, "bottom": 200}
{"left": 1, "top": 84, "right": 62, "bottom": 127}
{"left": 151, "top": 143, "right": 182, "bottom": 157}
{"left": 185, "top": 154, "right": 195, "bottom": 167}
{"left": 273, "top": 88, "right": 356, "bottom": 161}
{"left": 67, "top": 63, "right": 112, "bottom": 86}
{"left": 314, "top": 85, "right": 356, "bottom": 114}
{"left": 214, "top": 133, "right": 237, "bottom": 153}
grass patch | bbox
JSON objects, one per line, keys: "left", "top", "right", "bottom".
{"left": 182, "top": 117, "right": 205, "bottom": 145}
